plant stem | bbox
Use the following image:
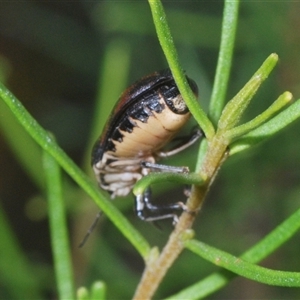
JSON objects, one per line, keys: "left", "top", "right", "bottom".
{"left": 132, "top": 189, "right": 202, "bottom": 300}
{"left": 133, "top": 132, "right": 229, "bottom": 299}
{"left": 148, "top": 0, "right": 215, "bottom": 139}
{"left": 209, "top": 0, "right": 240, "bottom": 123}
{"left": 133, "top": 1, "right": 235, "bottom": 298}
{"left": 0, "top": 82, "right": 150, "bottom": 258}
{"left": 43, "top": 150, "right": 75, "bottom": 299}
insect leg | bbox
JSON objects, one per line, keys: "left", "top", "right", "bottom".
{"left": 135, "top": 188, "right": 186, "bottom": 223}
{"left": 141, "top": 161, "right": 189, "bottom": 173}
{"left": 79, "top": 211, "right": 102, "bottom": 247}
{"left": 157, "top": 127, "right": 203, "bottom": 157}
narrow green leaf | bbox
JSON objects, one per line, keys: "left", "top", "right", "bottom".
{"left": 133, "top": 172, "right": 204, "bottom": 197}
{"left": 148, "top": 0, "right": 215, "bottom": 139}
{"left": 226, "top": 91, "right": 293, "bottom": 140}
{"left": 77, "top": 287, "right": 89, "bottom": 300}
{"left": 195, "top": 138, "right": 209, "bottom": 172}
{"left": 185, "top": 239, "right": 300, "bottom": 287}
{"left": 168, "top": 201, "right": 300, "bottom": 299}
{"left": 0, "top": 83, "right": 150, "bottom": 258}
{"left": 0, "top": 101, "right": 44, "bottom": 189}
{"left": 209, "top": 0, "right": 240, "bottom": 123}
{"left": 164, "top": 273, "right": 228, "bottom": 300}
{"left": 90, "top": 281, "right": 106, "bottom": 300}
{"left": 218, "top": 53, "right": 278, "bottom": 131}
{"left": 230, "top": 97, "right": 300, "bottom": 155}
{"left": 43, "top": 150, "right": 75, "bottom": 300}
{"left": 100, "top": 2, "right": 222, "bottom": 48}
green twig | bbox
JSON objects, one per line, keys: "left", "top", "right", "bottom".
{"left": 0, "top": 82, "right": 150, "bottom": 258}
{"left": 148, "top": 0, "right": 215, "bottom": 139}
{"left": 133, "top": 172, "right": 205, "bottom": 197}
{"left": 226, "top": 91, "right": 293, "bottom": 140}
{"left": 230, "top": 97, "right": 300, "bottom": 155}
{"left": 209, "top": 0, "right": 240, "bottom": 123}
{"left": 168, "top": 202, "right": 300, "bottom": 299}
{"left": 218, "top": 53, "right": 278, "bottom": 131}
{"left": 43, "top": 150, "right": 75, "bottom": 299}
{"left": 185, "top": 239, "right": 300, "bottom": 287}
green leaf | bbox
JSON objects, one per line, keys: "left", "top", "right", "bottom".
{"left": 148, "top": 0, "right": 215, "bottom": 139}
{"left": 77, "top": 287, "right": 89, "bottom": 300}
{"left": 0, "top": 82, "right": 150, "bottom": 259}
{"left": 90, "top": 281, "right": 106, "bottom": 300}
{"left": 218, "top": 53, "right": 278, "bottom": 131}
{"left": 168, "top": 200, "right": 300, "bottom": 299}
{"left": 226, "top": 91, "right": 293, "bottom": 141}
{"left": 133, "top": 172, "right": 205, "bottom": 197}
{"left": 209, "top": 0, "right": 240, "bottom": 123}
{"left": 43, "top": 150, "right": 75, "bottom": 299}
{"left": 185, "top": 239, "right": 300, "bottom": 287}
{"left": 230, "top": 97, "right": 300, "bottom": 155}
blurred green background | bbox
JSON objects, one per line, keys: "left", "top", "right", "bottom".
{"left": 0, "top": 1, "right": 300, "bottom": 299}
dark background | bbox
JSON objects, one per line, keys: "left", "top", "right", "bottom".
{"left": 1, "top": 1, "right": 300, "bottom": 299}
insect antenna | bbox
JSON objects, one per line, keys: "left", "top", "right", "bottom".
{"left": 79, "top": 211, "right": 102, "bottom": 248}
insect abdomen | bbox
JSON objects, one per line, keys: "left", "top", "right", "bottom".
{"left": 109, "top": 92, "right": 190, "bottom": 158}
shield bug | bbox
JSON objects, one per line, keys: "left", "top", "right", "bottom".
{"left": 92, "top": 69, "right": 202, "bottom": 222}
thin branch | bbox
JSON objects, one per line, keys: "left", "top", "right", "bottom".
{"left": 209, "top": 0, "right": 240, "bottom": 123}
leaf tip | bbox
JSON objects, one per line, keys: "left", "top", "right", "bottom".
{"left": 270, "top": 53, "right": 279, "bottom": 61}
{"left": 284, "top": 91, "right": 293, "bottom": 103}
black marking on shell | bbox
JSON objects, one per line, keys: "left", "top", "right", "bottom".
{"left": 112, "top": 129, "right": 124, "bottom": 143}
{"left": 160, "top": 84, "right": 179, "bottom": 100}
{"left": 119, "top": 118, "right": 136, "bottom": 133}
{"left": 146, "top": 98, "right": 165, "bottom": 113}
{"left": 106, "top": 138, "right": 116, "bottom": 152}
{"left": 130, "top": 105, "right": 152, "bottom": 123}
{"left": 91, "top": 69, "right": 198, "bottom": 166}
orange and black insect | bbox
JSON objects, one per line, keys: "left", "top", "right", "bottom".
{"left": 92, "top": 69, "right": 202, "bottom": 222}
